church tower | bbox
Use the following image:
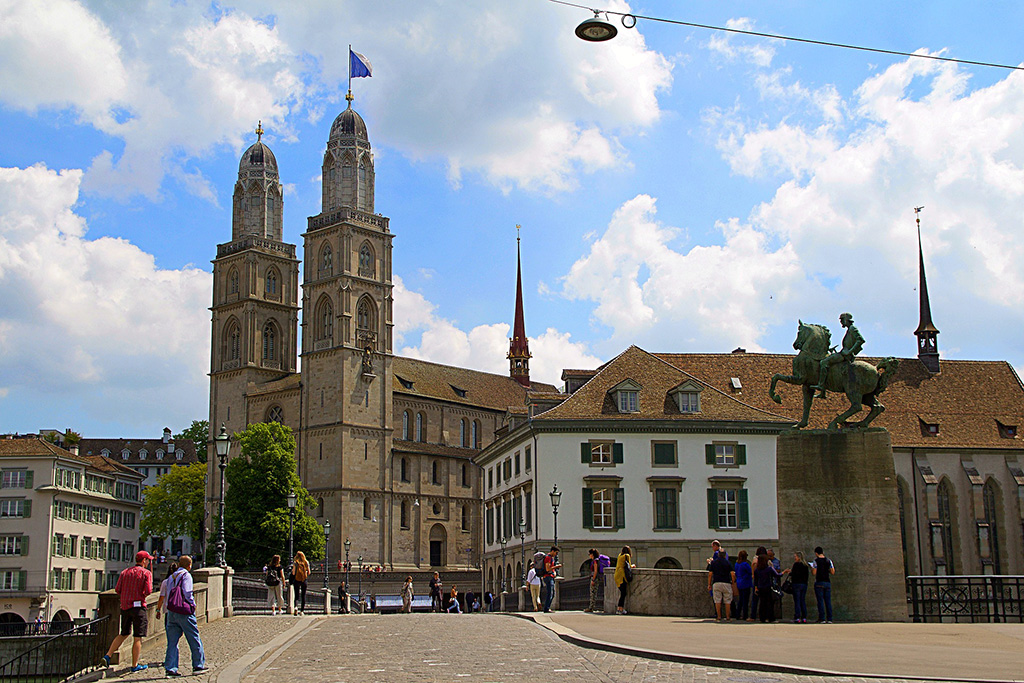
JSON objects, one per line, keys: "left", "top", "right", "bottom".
{"left": 208, "top": 124, "right": 300, "bottom": 439}
{"left": 508, "top": 230, "right": 532, "bottom": 387}
{"left": 914, "top": 208, "right": 940, "bottom": 373}
{"left": 298, "top": 98, "right": 394, "bottom": 564}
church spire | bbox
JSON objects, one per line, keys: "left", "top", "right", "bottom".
{"left": 508, "top": 226, "right": 532, "bottom": 387}
{"left": 914, "top": 207, "right": 940, "bottom": 373}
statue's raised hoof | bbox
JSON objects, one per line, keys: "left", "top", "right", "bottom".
{"left": 770, "top": 394, "right": 782, "bottom": 404}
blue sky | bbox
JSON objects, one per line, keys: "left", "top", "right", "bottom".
{"left": 2, "top": 1, "right": 1023, "bottom": 437}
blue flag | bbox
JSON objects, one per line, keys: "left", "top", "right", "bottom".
{"left": 350, "top": 49, "right": 372, "bottom": 79}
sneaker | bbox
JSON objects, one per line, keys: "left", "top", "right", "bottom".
{"left": 131, "top": 664, "right": 149, "bottom": 673}
{"left": 165, "top": 670, "right": 182, "bottom": 678}
{"left": 101, "top": 655, "right": 111, "bottom": 668}
{"left": 193, "top": 666, "right": 211, "bottom": 673}
{"left": 826, "top": 620, "right": 833, "bottom": 624}
{"left": 621, "top": 609, "right": 628, "bottom": 615}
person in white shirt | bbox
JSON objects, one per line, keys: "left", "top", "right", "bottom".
{"left": 161, "top": 556, "right": 207, "bottom": 676}
{"left": 526, "top": 563, "right": 542, "bottom": 611}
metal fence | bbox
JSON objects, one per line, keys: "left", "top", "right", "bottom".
{"left": 0, "top": 620, "right": 78, "bottom": 638}
{"left": 232, "top": 574, "right": 334, "bottom": 614}
{"left": 907, "top": 575, "right": 1024, "bottom": 623}
{"left": 558, "top": 576, "right": 602, "bottom": 611}
{"left": 0, "top": 615, "right": 108, "bottom": 683}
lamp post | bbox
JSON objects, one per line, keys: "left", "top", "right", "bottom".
{"left": 357, "top": 555, "right": 363, "bottom": 606}
{"left": 286, "top": 489, "right": 297, "bottom": 563}
{"left": 519, "top": 519, "right": 527, "bottom": 589}
{"left": 213, "top": 424, "right": 231, "bottom": 568}
{"left": 322, "top": 520, "right": 331, "bottom": 591}
{"left": 499, "top": 536, "right": 507, "bottom": 593}
{"left": 549, "top": 485, "right": 561, "bottom": 549}
{"left": 344, "top": 538, "right": 351, "bottom": 596}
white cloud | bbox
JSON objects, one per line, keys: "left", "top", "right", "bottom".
{"left": 707, "top": 18, "right": 776, "bottom": 68}
{"left": 0, "top": 164, "right": 210, "bottom": 427}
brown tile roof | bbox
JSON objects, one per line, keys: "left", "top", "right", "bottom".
{"left": 79, "top": 438, "right": 199, "bottom": 466}
{"left": 537, "top": 346, "right": 792, "bottom": 425}
{"left": 656, "top": 353, "right": 1024, "bottom": 449}
{"left": 84, "top": 455, "right": 145, "bottom": 477}
{"left": 0, "top": 438, "right": 143, "bottom": 477}
{"left": 392, "top": 356, "right": 557, "bottom": 411}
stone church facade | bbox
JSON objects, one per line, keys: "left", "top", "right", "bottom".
{"left": 207, "top": 109, "right": 554, "bottom": 571}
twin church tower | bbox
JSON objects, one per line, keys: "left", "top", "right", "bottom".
{"left": 207, "top": 102, "right": 549, "bottom": 570}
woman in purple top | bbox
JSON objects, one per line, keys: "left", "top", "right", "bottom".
{"left": 753, "top": 554, "right": 781, "bottom": 623}
{"left": 733, "top": 550, "right": 753, "bottom": 621}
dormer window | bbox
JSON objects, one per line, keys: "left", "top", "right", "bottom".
{"left": 919, "top": 418, "right": 940, "bottom": 436}
{"left": 618, "top": 391, "right": 638, "bottom": 412}
{"left": 139, "top": 450, "right": 147, "bottom": 461}
{"left": 121, "top": 449, "right": 130, "bottom": 460}
{"left": 997, "top": 421, "right": 1018, "bottom": 439}
{"left": 156, "top": 450, "right": 164, "bottom": 460}
{"left": 176, "top": 450, "right": 184, "bottom": 460}
{"left": 397, "top": 376, "right": 414, "bottom": 390}
{"left": 670, "top": 381, "right": 703, "bottom": 413}
{"left": 609, "top": 379, "right": 642, "bottom": 414}
{"left": 450, "top": 385, "right": 467, "bottom": 398}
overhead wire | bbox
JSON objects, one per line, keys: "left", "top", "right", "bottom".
{"left": 550, "top": 0, "right": 1024, "bottom": 72}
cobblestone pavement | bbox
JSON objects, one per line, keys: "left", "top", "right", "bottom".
{"left": 247, "top": 615, "right": 937, "bottom": 683}
{"left": 110, "top": 615, "right": 302, "bottom": 680}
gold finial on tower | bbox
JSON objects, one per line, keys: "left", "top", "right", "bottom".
{"left": 516, "top": 224, "right": 521, "bottom": 242}
{"left": 914, "top": 205, "right": 924, "bottom": 227}
{"left": 255, "top": 120, "right": 264, "bottom": 142}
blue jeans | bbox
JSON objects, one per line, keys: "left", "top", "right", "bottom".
{"left": 164, "top": 611, "right": 205, "bottom": 672}
{"left": 542, "top": 576, "right": 555, "bottom": 612}
{"left": 792, "top": 583, "right": 807, "bottom": 621}
{"left": 814, "top": 582, "right": 832, "bottom": 622}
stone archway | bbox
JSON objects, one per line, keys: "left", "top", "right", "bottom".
{"left": 654, "top": 556, "right": 682, "bottom": 569}
{"left": 429, "top": 524, "right": 447, "bottom": 567}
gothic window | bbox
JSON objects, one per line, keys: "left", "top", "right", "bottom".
{"left": 265, "top": 268, "right": 278, "bottom": 296}
{"left": 400, "top": 501, "right": 409, "bottom": 529}
{"left": 228, "top": 268, "right": 239, "bottom": 295}
{"left": 461, "top": 505, "right": 470, "bottom": 531}
{"left": 359, "top": 243, "right": 375, "bottom": 277}
{"left": 262, "top": 322, "right": 277, "bottom": 360}
{"left": 983, "top": 480, "right": 1002, "bottom": 574}
{"left": 937, "top": 479, "right": 956, "bottom": 573}
{"left": 471, "top": 420, "right": 480, "bottom": 448}
{"left": 316, "top": 297, "right": 333, "bottom": 341}
{"left": 460, "top": 419, "right": 467, "bottom": 448}
{"left": 320, "top": 245, "right": 332, "bottom": 277}
{"left": 266, "top": 405, "right": 283, "bottom": 424}
{"left": 224, "top": 321, "right": 241, "bottom": 362}
{"left": 416, "top": 413, "right": 424, "bottom": 442}
{"left": 432, "top": 461, "right": 439, "bottom": 485}
{"left": 461, "top": 463, "right": 468, "bottom": 487}
{"left": 400, "top": 457, "right": 408, "bottom": 482}
{"left": 357, "top": 298, "right": 374, "bottom": 331}
{"left": 402, "top": 411, "right": 410, "bottom": 440}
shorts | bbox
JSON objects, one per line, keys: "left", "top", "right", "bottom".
{"left": 712, "top": 582, "right": 733, "bottom": 604}
{"left": 119, "top": 606, "right": 148, "bottom": 637}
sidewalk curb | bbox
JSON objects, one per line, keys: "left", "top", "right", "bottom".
{"left": 509, "top": 613, "right": 1021, "bottom": 683}
{"left": 211, "top": 616, "right": 323, "bottom": 683}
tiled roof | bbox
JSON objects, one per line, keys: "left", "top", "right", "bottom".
{"left": 656, "top": 353, "right": 1024, "bottom": 449}
{"left": 79, "top": 437, "right": 199, "bottom": 466}
{"left": 84, "top": 455, "right": 145, "bottom": 477}
{"left": 392, "top": 356, "right": 557, "bottom": 411}
{"left": 536, "top": 346, "right": 792, "bottom": 425}
{"left": 0, "top": 438, "right": 143, "bottom": 477}
{"left": 392, "top": 439, "right": 478, "bottom": 460}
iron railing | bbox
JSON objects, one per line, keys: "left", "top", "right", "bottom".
{"left": 907, "top": 575, "right": 1024, "bottom": 623}
{"left": 0, "top": 615, "right": 108, "bottom": 683}
{"left": 232, "top": 574, "right": 333, "bottom": 614}
{"left": 557, "top": 576, "right": 603, "bottom": 611}
{"left": 0, "top": 620, "right": 78, "bottom": 637}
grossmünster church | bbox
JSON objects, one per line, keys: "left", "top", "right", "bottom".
{"left": 206, "top": 99, "right": 556, "bottom": 571}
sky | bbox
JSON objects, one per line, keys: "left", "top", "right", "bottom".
{"left": 1, "top": 0, "right": 1023, "bottom": 437}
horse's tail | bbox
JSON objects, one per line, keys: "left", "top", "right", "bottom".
{"left": 875, "top": 357, "right": 900, "bottom": 393}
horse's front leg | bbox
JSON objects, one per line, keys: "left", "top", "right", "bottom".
{"left": 795, "top": 384, "right": 814, "bottom": 428}
{"left": 770, "top": 373, "right": 803, "bottom": 404}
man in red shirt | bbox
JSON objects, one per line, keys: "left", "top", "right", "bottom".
{"left": 102, "top": 551, "right": 154, "bottom": 672}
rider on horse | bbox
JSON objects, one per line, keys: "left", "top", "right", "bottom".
{"left": 813, "top": 312, "right": 865, "bottom": 399}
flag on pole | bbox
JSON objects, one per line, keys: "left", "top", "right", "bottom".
{"left": 350, "top": 49, "right": 373, "bottom": 79}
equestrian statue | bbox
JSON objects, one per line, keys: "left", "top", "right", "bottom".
{"left": 768, "top": 313, "right": 899, "bottom": 431}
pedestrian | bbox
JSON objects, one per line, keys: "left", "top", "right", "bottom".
{"left": 401, "top": 576, "right": 414, "bottom": 613}
{"left": 265, "top": 555, "right": 286, "bottom": 615}
{"left": 447, "top": 585, "right": 462, "bottom": 613}
{"left": 154, "top": 561, "right": 179, "bottom": 619}
{"left": 613, "top": 546, "right": 634, "bottom": 615}
{"left": 525, "top": 562, "right": 542, "bottom": 611}
{"left": 337, "top": 581, "right": 349, "bottom": 614}
{"left": 749, "top": 546, "right": 766, "bottom": 622}
{"left": 766, "top": 548, "right": 783, "bottom": 619}
{"left": 810, "top": 546, "right": 835, "bottom": 623}
{"left": 781, "top": 551, "right": 810, "bottom": 623}
{"left": 429, "top": 572, "right": 443, "bottom": 612}
{"left": 753, "top": 553, "right": 781, "bottom": 623}
{"left": 733, "top": 550, "right": 753, "bottom": 621}
{"left": 707, "top": 541, "right": 736, "bottom": 621}
{"left": 290, "top": 551, "right": 310, "bottom": 615}
{"left": 586, "top": 549, "right": 610, "bottom": 613}
{"left": 465, "top": 589, "right": 476, "bottom": 614}
{"left": 101, "top": 550, "right": 154, "bottom": 672}
{"left": 542, "top": 547, "right": 562, "bottom": 613}
{"left": 161, "top": 556, "right": 207, "bottom": 676}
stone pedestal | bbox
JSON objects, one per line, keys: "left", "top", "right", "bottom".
{"left": 777, "top": 430, "right": 907, "bottom": 622}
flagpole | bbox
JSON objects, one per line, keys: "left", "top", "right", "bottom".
{"left": 347, "top": 44, "right": 353, "bottom": 104}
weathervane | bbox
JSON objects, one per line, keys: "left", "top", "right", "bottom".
{"left": 516, "top": 223, "right": 521, "bottom": 243}
{"left": 255, "top": 120, "right": 263, "bottom": 142}
{"left": 914, "top": 205, "right": 924, "bottom": 228}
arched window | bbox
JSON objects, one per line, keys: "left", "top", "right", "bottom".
{"left": 400, "top": 457, "right": 408, "bottom": 482}
{"left": 400, "top": 501, "right": 409, "bottom": 529}
{"left": 357, "top": 298, "right": 374, "bottom": 331}
{"left": 262, "top": 322, "right": 277, "bottom": 360}
{"left": 266, "top": 405, "right": 283, "bottom": 424}
{"left": 471, "top": 420, "right": 479, "bottom": 448}
{"left": 416, "top": 413, "right": 424, "bottom": 442}
{"left": 359, "top": 243, "right": 375, "bottom": 276}
{"left": 265, "top": 268, "right": 278, "bottom": 296}
{"left": 228, "top": 268, "right": 239, "bottom": 294}
{"left": 315, "top": 499, "right": 324, "bottom": 518}
{"left": 316, "top": 297, "right": 333, "bottom": 341}
{"left": 461, "top": 504, "right": 470, "bottom": 531}
{"left": 432, "top": 461, "right": 439, "bottom": 485}
{"left": 224, "top": 321, "right": 241, "bottom": 362}
{"left": 402, "top": 411, "right": 410, "bottom": 440}
{"left": 937, "top": 479, "right": 956, "bottom": 573}
{"left": 461, "top": 463, "right": 468, "bottom": 487}
{"left": 460, "top": 419, "right": 467, "bottom": 448}
{"left": 320, "top": 244, "right": 332, "bottom": 276}
{"left": 983, "top": 480, "right": 1002, "bottom": 574}
{"left": 363, "top": 498, "right": 371, "bottom": 519}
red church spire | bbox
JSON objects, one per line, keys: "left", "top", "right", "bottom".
{"left": 508, "top": 226, "right": 532, "bottom": 387}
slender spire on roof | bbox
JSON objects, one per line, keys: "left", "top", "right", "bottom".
{"left": 913, "top": 207, "right": 940, "bottom": 373}
{"left": 255, "top": 120, "right": 263, "bottom": 142}
{"left": 508, "top": 225, "right": 532, "bottom": 387}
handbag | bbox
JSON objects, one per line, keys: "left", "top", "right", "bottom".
{"left": 780, "top": 577, "right": 793, "bottom": 594}
{"left": 623, "top": 563, "right": 634, "bottom": 583}
{"left": 166, "top": 573, "right": 195, "bottom": 616}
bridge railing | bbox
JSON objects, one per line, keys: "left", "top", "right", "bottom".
{"left": 0, "top": 615, "right": 108, "bottom": 683}
{"left": 907, "top": 575, "right": 1024, "bottom": 623}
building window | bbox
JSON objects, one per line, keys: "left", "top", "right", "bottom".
{"left": 415, "top": 413, "right": 424, "bottom": 442}
{"left": 0, "top": 499, "right": 29, "bottom": 518}
{"left": 0, "top": 535, "right": 23, "bottom": 555}
{"left": 432, "top": 461, "right": 439, "bottom": 485}
{"left": 357, "top": 299, "right": 373, "bottom": 331}
{"left": 514, "top": 452, "right": 521, "bottom": 476}
{"left": 0, "top": 470, "right": 28, "bottom": 488}
{"left": 359, "top": 243, "right": 375, "bottom": 277}
{"left": 617, "top": 390, "right": 638, "bottom": 413}
{"left": 677, "top": 391, "right": 700, "bottom": 413}
{"left": 461, "top": 463, "right": 468, "bottom": 487}
{"left": 262, "top": 323, "right": 277, "bottom": 360}
{"left": 997, "top": 421, "right": 1018, "bottom": 439}
{"left": 707, "top": 487, "right": 749, "bottom": 530}
{"left": 486, "top": 506, "right": 494, "bottom": 544}
{"left": 503, "top": 458, "right": 511, "bottom": 480}
{"left": 461, "top": 505, "right": 470, "bottom": 531}
{"left": 487, "top": 468, "right": 493, "bottom": 490}
{"left": 593, "top": 489, "right": 613, "bottom": 529}
{"left": 320, "top": 245, "right": 332, "bottom": 276}
{"left": 525, "top": 490, "right": 532, "bottom": 532}
{"left": 363, "top": 498, "right": 371, "bottom": 519}
{"left": 582, "top": 441, "right": 622, "bottom": 465}
{"left": 266, "top": 268, "right": 278, "bottom": 295}
{"left": 582, "top": 486, "right": 624, "bottom": 530}
{"left": 525, "top": 446, "right": 532, "bottom": 471}
{"left": 401, "top": 501, "right": 409, "bottom": 529}
{"left": 400, "top": 457, "right": 408, "bottom": 483}
{"left": 705, "top": 443, "right": 746, "bottom": 467}
{"left": 316, "top": 298, "right": 333, "bottom": 341}
{"left": 266, "top": 405, "right": 283, "bottom": 424}
{"left": 228, "top": 268, "right": 238, "bottom": 294}
{"left": 983, "top": 480, "right": 1001, "bottom": 574}
{"left": 471, "top": 421, "right": 479, "bottom": 448}
{"left": 652, "top": 441, "right": 677, "bottom": 466}
{"left": 460, "top": 419, "right": 467, "bottom": 448}
{"left": 936, "top": 479, "right": 956, "bottom": 573}
{"left": 654, "top": 488, "right": 679, "bottom": 530}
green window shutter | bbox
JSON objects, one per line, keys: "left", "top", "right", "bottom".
{"left": 705, "top": 444, "right": 715, "bottom": 465}
{"left": 24, "top": 471, "right": 33, "bottom": 488}
{"left": 612, "top": 443, "right": 624, "bottom": 464}
{"left": 653, "top": 443, "right": 675, "bottom": 465}
{"left": 20, "top": 536, "right": 29, "bottom": 556}
{"left": 18, "top": 570, "right": 27, "bottom": 590}
{"left": 22, "top": 500, "right": 31, "bottom": 518}
{"left": 582, "top": 488, "right": 593, "bottom": 529}
{"left": 613, "top": 488, "right": 626, "bottom": 529}
{"left": 707, "top": 489, "right": 718, "bottom": 529}
{"left": 581, "top": 443, "right": 591, "bottom": 463}
{"left": 736, "top": 445, "right": 747, "bottom": 466}
{"left": 738, "top": 489, "right": 750, "bottom": 529}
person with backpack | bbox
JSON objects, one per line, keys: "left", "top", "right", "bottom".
{"left": 586, "top": 549, "right": 611, "bottom": 613}
{"left": 290, "top": 551, "right": 310, "bottom": 615}
{"left": 540, "top": 547, "right": 561, "bottom": 613}
{"left": 161, "top": 556, "right": 207, "bottom": 676}
{"left": 265, "top": 555, "right": 286, "bottom": 615}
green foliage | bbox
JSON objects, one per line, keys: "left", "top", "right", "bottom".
{"left": 223, "top": 422, "right": 324, "bottom": 568}
{"left": 140, "top": 461, "right": 207, "bottom": 543}
{"left": 175, "top": 420, "right": 209, "bottom": 464}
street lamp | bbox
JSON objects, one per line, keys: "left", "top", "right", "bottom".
{"left": 549, "top": 485, "right": 561, "bottom": 548}
{"left": 323, "top": 520, "right": 331, "bottom": 591}
{"left": 499, "top": 536, "right": 507, "bottom": 594}
{"left": 519, "top": 519, "right": 527, "bottom": 589}
{"left": 286, "top": 489, "right": 297, "bottom": 564}
{"left": 575, "top": 10, "right": 618, "bottom": 42}
{"left": 357, "top": 555, "right": 363, "bottom": 606}
{"left": 213, "top": 424, "right": 231, "bottom": 567}
{"left": 344, "top": 538, "right": 351, "bottom": 597}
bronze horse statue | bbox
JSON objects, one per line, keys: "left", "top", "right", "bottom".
{"left": 769, "top": 321, "right": 899, "bottom": 430}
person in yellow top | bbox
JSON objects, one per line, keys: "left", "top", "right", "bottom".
{"left": 613, "top": 546, "right": 634, "bottom": 615}
{"left": 290, "top": 551, "right": 311, "bottom": 615}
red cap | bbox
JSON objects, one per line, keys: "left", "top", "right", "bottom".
{"left": 136, "top": 551, "right": 155, "bottom": 562}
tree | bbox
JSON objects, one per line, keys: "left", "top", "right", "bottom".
{"left": 175, "top": 419, "right": 209, "bottom": 463}
{"left": 140, "top": 461, "right": 206, "bottom": 546}
{"left": 223, "top": 422, "right": 324, "bottom": 569}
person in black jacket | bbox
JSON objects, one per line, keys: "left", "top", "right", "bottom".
{"left": 753, "top": 554, "right": 781, "bottom": 622}
{"left": 782, "top": 551, "right": 810, "bottom": 623}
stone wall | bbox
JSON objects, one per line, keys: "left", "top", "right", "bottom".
{"left": 602, "top": 568, "right": 716, "bottom": 617}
